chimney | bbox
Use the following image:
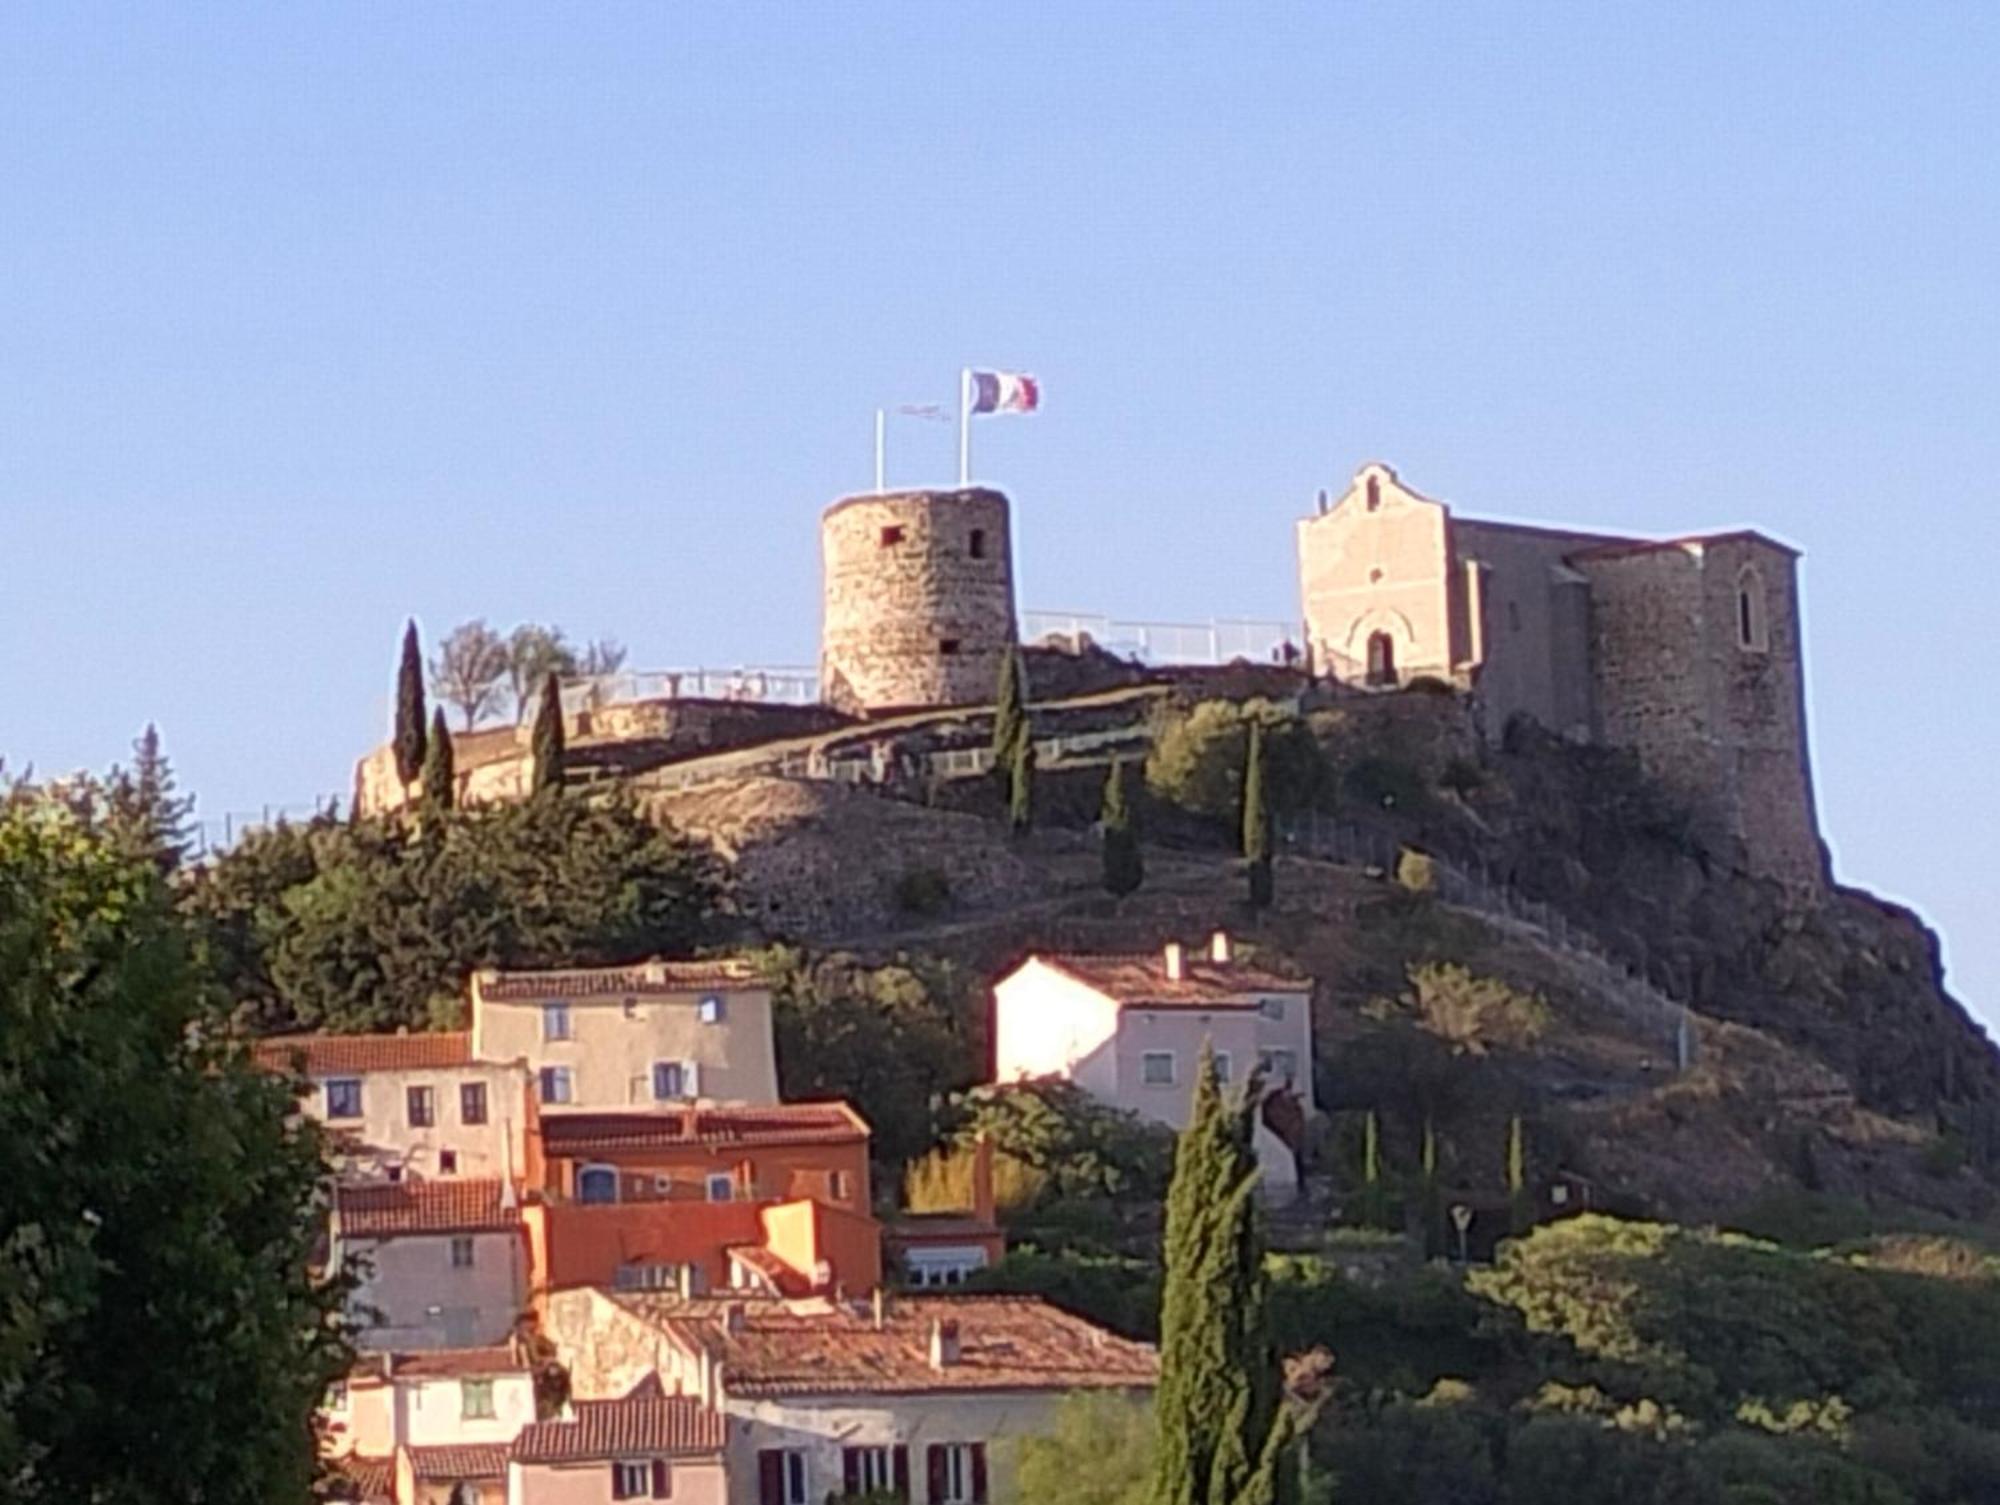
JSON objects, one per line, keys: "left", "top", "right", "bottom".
{"left": 872, "top": 1287, "right": 888, "bottom": 1330}
{"left": 723, "top": 1301, "right": 747, "bottom": 1336}
{"left": 1209, "top": 931, "right": 1232, "bottom": 966}
{"left": 1163, "top": 942, "right": 1185, "bottom": 983}
{"left": 929, "top": 1318, "right": 962, "bottom": 1370}
{"left": 972, "top": 1133, "right": 996, "bottom": 1228}
{"left": 1316, "top": 488, "right": 1330, "bottom": 515}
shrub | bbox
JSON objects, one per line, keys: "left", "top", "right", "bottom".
{"left": 1145, "top": 697, "right": 1328, "bottom": 822}
{"left": 1344, "top": 754, "right": 1427, "bottom": 812}
{"left": 1397, "top": 846, "right": 1440, "bottom": 894}
{"left": 890, "top": 866, "right": 952, "bottom": 917}
{"left": 902, "top": 1141, "right": 1047, "bottom": 1217}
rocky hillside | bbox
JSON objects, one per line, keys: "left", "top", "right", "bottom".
{"left": 643, "top": 681, "right": 1998, "bottom": 1235}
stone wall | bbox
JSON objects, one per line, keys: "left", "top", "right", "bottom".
{"left": 1452, "top": 519, "right": 1613, "bottom": 743}
{"left": 820, "top": 488, "right": 1016, "bottom": 715}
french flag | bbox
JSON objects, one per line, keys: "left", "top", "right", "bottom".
{"left": 969, "top": 370, "right": 1039, "bottom": 415}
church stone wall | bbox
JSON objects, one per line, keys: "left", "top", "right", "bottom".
{"left": 819, "top": 488, "right": 1016, "bottom": 715}
{"left": 1297, "top": 464, "right": 1463, "bottom": 684}
{"left": 1452, "top": 520, "right": 1614, "bottom": 744}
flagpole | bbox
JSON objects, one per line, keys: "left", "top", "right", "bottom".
{"left": 958, "top": 368, "right": 971, "bottom": 487}
{"left": 874, "top": 409, "right": 885, "bottom": 494}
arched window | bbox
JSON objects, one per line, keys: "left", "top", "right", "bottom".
{"left": 576, "top": 1165, "right": 619, "bottom": 1205}
{"left": 1736, "top": 567, "right": 1769, "bottom": 652}
{"left": 1365, "top": 631, "right": 1397, "bottom": 686}
{"left": 1365, "top": 475, "right": 1382, "bottom": 512}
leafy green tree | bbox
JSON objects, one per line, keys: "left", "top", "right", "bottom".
{"left": 942, "top": 1078, "right": 1176, "bottom": 1204}
{"left": 182, "top": 794, "right": 721, "bottom": 1034}
{"left": 530, "top": 670, "right": 566, "bottom": 795}
{"left": 991, "top": 644, "right": 1027, "bottom": 767}
{"left": 394, "top": 618, "right": 429, "bottom": 789}
{"left": 0, "top": 788, "right": 349, "bottom": 1502}
{"left": 1010, "top": 1391, "right": 1157, "bottom": 1505}
{"left": 761, "top": 948, "right": 981, "bottom": 1171}
{"left": 1146, "top": 698, "right": 1328, "bottom": 823}
{"left": 1151, "top": 1045, "right": 1310, "bottom": 1505}
{"left": 421, "top": 707, "right": 456, "bottom": 811}
{"left": 1102, "top": 758, "right": 1144, "bottom": 897}
{"left": 1244, "top": 718, "right": 1274, "bottom": 909}
{"left": 1008, "top": 732, "right": 1036, "bottom": 836}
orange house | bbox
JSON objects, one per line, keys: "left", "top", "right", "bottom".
{"left": 523, "top": 1103, "right": 881, "bottom": 1299}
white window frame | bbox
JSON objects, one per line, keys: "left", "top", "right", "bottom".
{"left": 1258, "top": 1048, "right": 1299, "bottom": 1086}
{"left": 325, "top": 1077, "right": 363, "bottom": 1119}
{"left": 706, "top": 1172, "right": 734, "bottom": 1203}
{"left": 777, "top": 1449, "right": 810, "bottom": 1505}
{"left": 542, "top": 1002, "right": 572, "bottom": 1042}
{"left": 939, "top": 1442, "right": 978, "bottom": 1505}
{"left": 1213, "top": 1051, "right": 1232, "bottom": 1083}
{"left": 906, "top": 1245, "right": 988, "bottom": 1287}
{"left": 449, "top": 1235, "right": 475, "bottom": 1269}
{"left": 406, "top": 1083, "right": 436, "bottom": 1127}
{"left": 652, "top": 1060, "right": 685, "bottom": 1101}
{"left": 460, "top": 1377, "right": 495, "bottom": 1419}
{"left": 1258, "top": 996, "right": 1288, "bottom": 1022}
{"left": 848, "top": 1446, "right": 893, "bottom": 1493}
{"left": 698, "top": 994, "right": 724, "bottom": 1024}
{"left": 1140, "top": 1050, "right": 1176, "bottom": 1087}
{"left": 539, "top": 1066, "right": 573, "bottom": 1105}
{"left": 611, "top": 1459, "right": 651, "bottom": 1499}
{"left": 829, "top": 1169, "right": 850, "bottom": 1201}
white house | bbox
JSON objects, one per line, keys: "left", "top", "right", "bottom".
{"left": 540, "top": 1289, "right": 1157, "bottom": 1505}
{"left": 991, "top": 934, "right": 1316, "bottom": 1191}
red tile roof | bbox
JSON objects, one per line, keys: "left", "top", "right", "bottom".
{"left": 375, "top": 1345, "right": 526, "bottom": 1379}
{"left": 252, "top": 1031, "right": 472, "bottom": 1076}
{"left": 620, "top": 1292, "right": 1158, "bottom": 1397}
{"left": 511, "top": 1378, "right": 726, "bottom": 1462}
{"left": 476, "top": 958, "right": 762, "bottom": 1002}
{"left": 538, "top": 1102, "right": 868, "bottom": 1155}
{"left": 1034, "top": 952, "right": 1307, "bottom": 1008}
{"left": 325, "top": 1453, "right": 393, "bottom": 1502}
{"left": 407, "top": 1444, "right": 510, "bottom": 1480}
{"left": 335, "top": 1178, "right": 520, "bottom": 1238}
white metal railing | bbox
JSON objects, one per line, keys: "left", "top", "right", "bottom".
{"left": 561, "top": 667, "right": 822, "bottom": 712}
{"left": 1021, "top": 611, "right": 1300, "bottom": 666}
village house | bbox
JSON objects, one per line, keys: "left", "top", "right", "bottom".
{"left": 334, "top": 1179, "right": 531, "bottom": 1351}
{"left": 507, "top": 1376, "right": 729, "bottom": 1505}
{"left": 471, "top": 959, "right": 780, "bottom": 1112}
{"left": 253, "top": 1031, "right": 533, "bottom": 1184}
{"left": 521, "top": 1101, "right": 882, "bottom": 1298}
{"left": 541, "top": 1288, "right": 1158, "bottom": 1505}
{"left": 320, "top": 1343, "right": 538, "bottom": 1505}
{"left": 991, "top": 934, "right": 1316, "bottom": 1191}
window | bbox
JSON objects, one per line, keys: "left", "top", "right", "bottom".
{"left": 880, "top": 525, "right": 906, "bottom": 547}
{"left": 538, "top": 1066, "right": 573, "bottom": 1105}
{"left": 1737, "top": 567, "right": 1769, "bottom": 652}
{"left": 929, "top": 1442, "right": 989, "bottom": 1505}
{"left": 938, "top": 638, "right": 962, "bottom": 655}
{"left": 698, "top": 994, "right": 725, "bottom": 1024}
{"left": 1258, "top": 997, "right": 1286, "bottom": 1022}
{"left": 450, "top": 1236, "right": 476, "bottom": 1269}
{"left": 324, "top": 1381, "right": 349, "bottom": 1411}
{"left": 842, "top": 1446, "right": 900, "bottom": 1496}
{"left": 542, "top": 1002, "right": 571, "bottom": 1041}
{"left": 325, "top": 1078, "right": 363, "bottom": 1120}
{"left": 706, "top": 1172, "right": 735, "bottom": 1203}
{"left": 829, "top": 1169, "right": 850, "bottom": 1202}
{"left": 460, "top": 1082, "right": 488, "bottom": 1125}
{"left": 460, "top": 1378, "right": 495, "bottom": 1419}
{"left": 760, "top": 1448, "right": 811, "bottom": 1505}
{"left": 1366, "top": 475, "right": 1382, "bottom": 511}
{"left": 577, "top": 1165, "right": 619, "bottom": 1205}
{"left": 1213, "top": 1052, "right": 1232, "bottom": 1084}
{"left": 407, "top": 1085, "right": 436, "bottom": 1128}
{"left": 1365, "top": 631, "right": 1397, "bottom": 687}
{"left": 1258, "top": 1048, "right": 1299, "bottom": 1086}
{"left": 439, "top": 1149, "right": 459, "bottom": 1175}
{"left": 652, "top": 1061, "right": 685, "bottom": 1101}
{"left": 1141, "top": 1051, "right": 1176, "bottom": 1087}
{"left": 385, "top": 1164, "right": 404, "bottom": 1183}
{"left": 610, "top": 1460, "right": 669, "bottom": 1500}
{"left": 616, "top": 1262, "right": 691, "bottom": 1292}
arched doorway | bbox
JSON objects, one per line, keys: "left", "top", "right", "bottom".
{"left": 1365, "top": 631, "right": 1397, "bottom": 687}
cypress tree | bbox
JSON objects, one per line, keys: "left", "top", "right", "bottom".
{"left": 530, "top": 671, "right": 566, "bottom": 795}
{"left": 393, "top": 619, "right": 428, "bottom": 791}
{"left": 990, "top": 645, "right": 1027, "bottom": 769}
{"left": 1151, "top": 1044, "right": 1307, "bottom": 1505}
{"left": 1421, "top": 1116, "right": 1444, "bottom": 1260}
{"left": 1008, "top": 732, "right": 1036, "bottom": 836}
{"left": 1360, "top": 1109, "right": 1387, "bottom": 1229}
{"left": 420, "top": 707, "right": 456, "bottom": 811}
{"left": 1507, "top": 1113, "right": 1533, "bottom": 1235}
{"left": 1243, "top": 718, "right": 1273, "bottom": 910}
{"left": 1101, "top": 759, "right": 1144, "bottom": 897}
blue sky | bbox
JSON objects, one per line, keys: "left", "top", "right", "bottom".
{"left": 3, "top": 5, "right": 1995, "bottom": 1017}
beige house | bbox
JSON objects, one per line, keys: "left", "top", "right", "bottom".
{"left": 542, "top": 1289, "right": 1156, "bottom": 1505}
{"left": 507, "top": 1377, "right": 728, "bottom": 1505}
{"left": 335, "top": 1179, "right": 530, "bottom": 1351}
{"left": 991, "top": 936, "right": 1316, "bottom": 1191}
{"left": 254, "top": 1031, "right": 532, "bottom": 1185}
{"left": 470, "top": 960, "right": 779, "bottom": 1112}
{"left": 325, "top": 1345, "right": 539, "bottom": 1461}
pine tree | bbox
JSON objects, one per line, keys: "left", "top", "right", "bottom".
{"left": 991, "top": 645, "right": 1027, "bottom": 768}
{"left": 393, "top": 619, "right": 428, "bottom": 791}
{"left": 108, "top": 723, "right": 194, "bottom": 873}
{"left": 1507, "top": 1113, "right": 1534, "bottom": 1236}
{"left": 530, "top": 671, "right": 566, "bottom": 795}
{"left": 1150, "top": 1045, "right": 1309, "bottom": 1505}
{"left": 1101, "top": 759, "right": 1144, "bottom": 897}
{"left": 421, "top": 707, "right": 456, "bottom": 811}
{"left": 1008, "top": 732, "right": 1036, "bottom": 836}
{"left": 1243, "top": 718, "right": 1273, "bottom": 910}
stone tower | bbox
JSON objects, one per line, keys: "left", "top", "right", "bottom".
{"left": 819, "top": 487, "right": 1017, "bottom": 715}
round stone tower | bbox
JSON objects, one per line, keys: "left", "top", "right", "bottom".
{"left": 820, "top": 487, "right": 1017, "bottom": 715}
